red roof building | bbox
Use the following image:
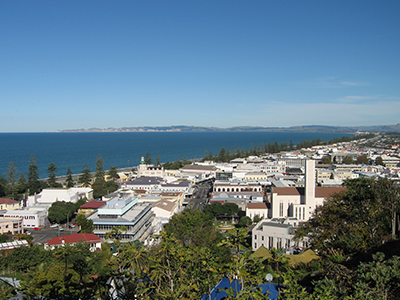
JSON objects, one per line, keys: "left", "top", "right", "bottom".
{"left": 45, "top": 233, "right": 102, "bottom": 251}
{"left": 78, "top": 200, "right": 106, "bottom": 216}
{"left": 0, "top": 198, "right": 20, "bottom": 210}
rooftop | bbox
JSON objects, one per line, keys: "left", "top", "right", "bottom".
{"left": 46, "top": 233, "right": 101, "bottom": 246}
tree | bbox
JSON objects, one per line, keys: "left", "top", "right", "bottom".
{"left": 108, "top": 166, "right": 119, "bottom": 180}
{"left": 28, "top": 154, "right": 41, "bottom": 195}
{"left": 48, "top": 201, "right": 76, "bottom": 224}
{"left": 95, "top": 154, "right": 105, "bottom": 184}
{"left": 204, "top": 202, "right": 225, "bottom": 220}
{"left": 78, "top": 164, "right": 91, "bottom": 187}
{"left": 147, "top": 232, "right": 222, "bottom": 299}
{"left": 22, "top": 243, "right": 111, "bottom": 300}
{"left": 296, "top": 178, "right": 400, "bottom": 255}
{"left": 65, "top": 166, "right": 74, "bottom": 188}
{"left": 16, "top": 173, "right": 27, "bottom": 194}
{"left": 76, "top": 214, "right": 94, "bottom": 233}
{"left": 238, "top": 216, "right": 252, "bottom": 228}
{"left": 342, "top": 156, "right": 354, "bottom": 164}
{"left": 156, "top": 154, "right": 161, "bottom": 166}
{"left": 376, "top": 156, "right": 385, "bottom": 166}
{"left": 321, "top": 155, "right": 332, "bottom": 165}
{"left": 356, "top": 154, "right": 369, "bottom": 165}
{"left": 0, "top": 177, "right": 7, "bottom": 197}
{"left": 47, "top": 162, "right": 60, "bottom": 188}
{"left": 5, "top": 161, "right": 18, "bottom": 199}
{"left": 144, "top": 152, "right": 152, "bottom": 165}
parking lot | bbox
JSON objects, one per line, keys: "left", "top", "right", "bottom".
{"left": 26, "top": 225, "right": 80, "bottom": 245}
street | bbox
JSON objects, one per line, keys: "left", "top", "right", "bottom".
{"left": 27, "top": 225, "right": 80, "bottom": 245}
{"left": 187, "top": 180, "right": 213, "bottom": 210}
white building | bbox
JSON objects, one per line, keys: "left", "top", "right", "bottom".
{"left": 269, "top": 160, "right": 346, "bottom": 222}
{"left": 246, "top": 203, "right": 268, "bottom": 220}
{"left": 252, "top": 219, "right": 308, "bottom": 251}
{"left": 137, "top": 157, "right": 164, "bottom": 177}
{"left": 88, "top": 193, "right": 154, "bottom": 243}
{"left": 26, "top": 187, "right": 93, "bottom": 207}
{"left": 3, "top": 207, "right": 47, "bottom": 228}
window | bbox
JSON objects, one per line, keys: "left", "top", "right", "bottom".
{"left": 279, "top": 202, "right": 283, "bottom": 217}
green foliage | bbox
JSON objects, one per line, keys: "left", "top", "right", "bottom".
{"left": 342, "top": 156, "right": 354, "bottom": 164}
{"left": 28, "top": 154, "right": 41, "bottom": 195}
{"left": 78, "top": 164, "right": 91, "bottom": 187}
{"left": 238, "top": 216, "right": 252, "bottom": 228}
{"left": 75, "top": 213, "right": 94, "bottom": 233}
{"left": 147, "top": 232, "right": 222, "bottom": 299}
{"left": 65, "top": 166, "right": 74, "bottom": 188}
{"left": 47, "top": 162, "right": 61, "bottom": 188}
{"left": 296, "top": 177, "right": 400, "bottom": 255}
{"left": 350, "top": 252, "right": 400, "bottom": 299}
{"left": 321, "top": 155, "right": 332, "bottom": 165}
{"left": 0, "top": 177, "right": 7, "bottom": 197}
{"left": 204, "top": 202, "right": 240, "bottom": 220}
{"left": 107, "top": 165, "right": 119, "bottom": 180}
{"left": 48, "top": 201, "right": 78, "bottom": 224}
{"left": 0, "top": 233, "right": 10, "bottom": 243}
{"left": 376, "top": 156, "right": 385, "bottom": 166}
{"left": 5, "top": 161, "right": 18, "bottom": 198}
{"left": 0, "top": 244, "right": 52, "bottom": 274}
{"left": 356, "top": 154, "right": 369, "bottom": 165}
{"left": 253, "top": 215, "right": 263, "bottom": 223}
{"left": 21, "top": 242, "right": 113, "bottom": 300}
{"left": 0, "top": 281, "right": 15, "bottom": 300}
{"left": 144, "top": 152, "right": 152, "bottom": 165}
{"left": 95, "top": 154, "right": 105, "bottom": 184}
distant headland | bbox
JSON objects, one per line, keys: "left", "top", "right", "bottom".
{"left": 52, "top": 124, "right": 400, "bottom": 133}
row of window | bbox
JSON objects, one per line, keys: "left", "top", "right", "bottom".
{"left": 214, "top": 187, "right": 262, "bottom": 192}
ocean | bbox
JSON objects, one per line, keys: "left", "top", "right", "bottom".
{"left": 0, "top": 131, "right": 352, "bottom": 179}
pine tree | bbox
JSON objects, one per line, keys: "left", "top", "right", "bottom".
{"left": 28, "top": 154, "right": 41, "bottom": 195}
{"left": 65, "top": 167, "right": 74, "bottom": 188}
{"left": 6, "top": 161, "right": 18, "bottom": 199}
{"left": 47, "top": 163, "right": 58, "bottom": 188}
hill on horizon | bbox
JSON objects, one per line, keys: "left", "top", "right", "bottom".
{"left": 54, "top": 124, "right": 400, "bottom": 133}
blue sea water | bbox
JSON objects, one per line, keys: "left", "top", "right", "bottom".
{"left": 0, "top": 131, "right": 352, "bottom": 179}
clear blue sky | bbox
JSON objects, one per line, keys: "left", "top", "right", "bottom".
{"left": 1, "top": 1, "right": 399, "bottom": 132}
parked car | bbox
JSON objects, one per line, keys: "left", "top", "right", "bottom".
{"left": 50, "top": 223, "right": 59, "bottom": 228}
{"left": 58, "top": 227, "right": 64, "bottom": 231}
{"left": 69, "top": 224, "right": 76, "bottom": 228}
{"left": 33, "top": 227, "right": 41, "bottom": 231}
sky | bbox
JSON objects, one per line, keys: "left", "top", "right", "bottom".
{"left": 1, "top": 0, "right": 399, "bottom": 132}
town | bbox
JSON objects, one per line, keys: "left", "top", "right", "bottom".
{"left": 0, "top": 132, "right": 400, "bottom": 299}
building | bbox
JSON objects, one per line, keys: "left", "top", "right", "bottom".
{"left": 121, "top": 177, "right": 163, "bottom": 191}
{"left": 0, "top": 198, "right": 20, "bottom": 211}
{"left": 26, "top": 187, "right": 93, "bottom": 207}
{"left": 44, "top": 233, "right": 102, "bottom": 252}
{"left": 0, "top": 217, "right": 24, "bottom": 235}
{"left": 88, "top": 193, "right": 153, "bottom": 243}
{"left": 269, "top": 160, "right": 346, "bottom": 222}
{"left": 252, "top": 219, "right": 308, "bottom": 251}
{"left": 213, "top": 179, "right": 264, "bottom": 193}
{"left": 137, "top": 157, "right": 164, "bottom": 177}
{"left": 246, "top": 203, "right": 268, "bottom": 220}
{"left": 179, "top": 164, "right": 218, "bottom": 179}
{"left": 2, "top": 208, "right": 47, "bottom": 228}
{"left": 78, "top": 200, "right": 107, "bottom": 216}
